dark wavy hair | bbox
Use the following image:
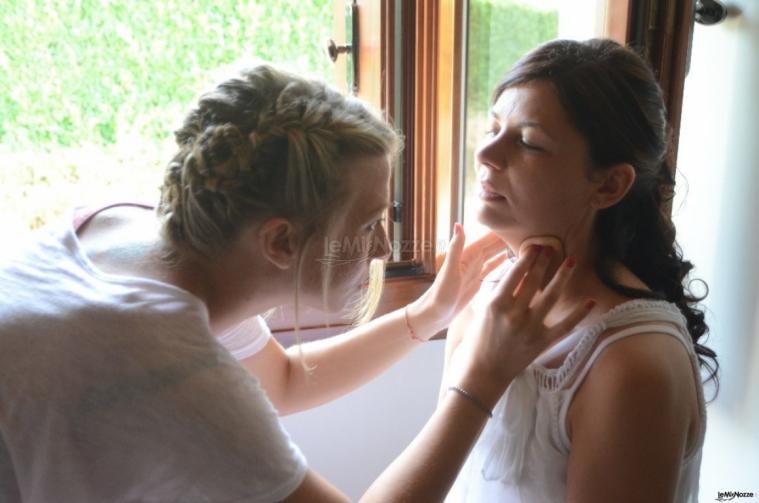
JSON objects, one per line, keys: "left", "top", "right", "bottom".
{"left": 494, "top": 38, "right": 718, "bottom": 392}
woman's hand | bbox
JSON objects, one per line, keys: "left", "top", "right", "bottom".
{"left": 407, "top": 224, "right": 509, "bottom": 338}
{"left": 447, "top": 244, "right": 595, "bottom": 398}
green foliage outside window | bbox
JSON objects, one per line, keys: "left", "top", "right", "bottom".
{"left": 467, "top": 1, "right": 558, "bottom": 113}
{"left": 1, "top": 0, "right": 332, "bottom": 149}
{"left": 0, "top": 0, "right": 332, "bottom": 237}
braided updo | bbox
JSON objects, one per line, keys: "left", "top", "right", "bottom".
{"left": 159, "top": 65, "right": 399, "bottom": 259}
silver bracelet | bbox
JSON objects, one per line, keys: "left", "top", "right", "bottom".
{"left": 448, "top": 385, "right": 493, "bottom": 418}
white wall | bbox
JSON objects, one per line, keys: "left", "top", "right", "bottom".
{"left": 281, "top": 341, "right": 445, "bottom": 500}
{"left": 672, "top": 0, "right": 759, "bottom": 497}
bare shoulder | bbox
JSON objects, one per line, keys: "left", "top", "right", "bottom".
{"left": 588, "top": 327, "right": 693, "bottom": 391}
{"left": 564, "top": 327, "right": 701, "bottom": 501}
{"left": 567, "top": 331, "right": 698, "bottom": 438}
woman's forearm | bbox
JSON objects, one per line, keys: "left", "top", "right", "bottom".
{"left": 360, "top": 371, "right": 506, "bottom": 502}
{"left": 281, "top": 299, "right": 441, "bottom": 414}
{"left": 276, "top": 229, "right": 506, "bottom": 415}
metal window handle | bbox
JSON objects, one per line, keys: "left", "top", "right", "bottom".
{"left": 326, "top": 40, "right": 352, "bottom": 62}
{"left": 685, "top": 0, "right": 739, "bottom": 76}
{"left": 695, "top": 0, "right": 728, "bottom": 25}
{"left": 325, "top": 0, "right": 359, "bottom": 94}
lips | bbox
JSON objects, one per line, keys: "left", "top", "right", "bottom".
{"left": 479, "top": 181, "right": 506, "bottom": 202}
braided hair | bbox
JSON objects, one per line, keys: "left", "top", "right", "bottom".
{"left": 158, "top": 65, "right": 399, "bottom": 328}
{"left": 159, "top": 65, "right": 399, "bottom": 258}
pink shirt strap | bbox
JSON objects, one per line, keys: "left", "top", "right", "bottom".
{"left": 73, "top": 202, "right": 155, "bottom": 233}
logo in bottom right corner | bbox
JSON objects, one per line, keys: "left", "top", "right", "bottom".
{"left": 716, "top": 491, "right": 757, "bottom": 501}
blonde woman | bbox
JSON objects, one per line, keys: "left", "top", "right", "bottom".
{"left": 0, "top": 65, "right": 592, "bottom": 502}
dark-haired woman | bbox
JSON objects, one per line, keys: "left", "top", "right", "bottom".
{"left": 443, "top": 39, "right": 715, "bottom": 502}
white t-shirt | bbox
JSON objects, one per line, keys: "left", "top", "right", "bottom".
{"left": 219, "top": 315, "right": 273, "bottom": 361}
{"left": 0, "top": 216, "right": 307, "bottom": 502}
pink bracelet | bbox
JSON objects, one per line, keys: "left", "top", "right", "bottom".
{"left": 404, "top": 305, "right": 424, "bottom": 342}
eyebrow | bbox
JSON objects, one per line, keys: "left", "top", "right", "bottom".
{"left": 488, "top": 110, "right": 549, "bottom": 133}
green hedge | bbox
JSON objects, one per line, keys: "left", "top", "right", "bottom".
{"left": 0, "top": 0, "right": 333, "bottom": 149}
{"left": 467, "top": 1, "right": 558, "bottom": 115}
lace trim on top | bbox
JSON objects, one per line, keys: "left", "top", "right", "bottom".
{"left": 530, "top": 298, "right": 688, "bottom": 391}
{"left": 467, "top": 296, "right": 694, "bottom": 485}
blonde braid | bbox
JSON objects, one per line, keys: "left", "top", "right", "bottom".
{"left": 157, "top": 64, "right": 399, "bottom": 326}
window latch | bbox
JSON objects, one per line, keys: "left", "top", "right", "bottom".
{"left": 392, "top": 201, "right": 402, "bottom": 223}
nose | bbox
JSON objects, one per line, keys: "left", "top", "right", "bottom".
{"left": 370, "top": 224, "right": 392, "bottom": 261}
{"left": 475, "top": 133, "right": 506, "bottom": 173}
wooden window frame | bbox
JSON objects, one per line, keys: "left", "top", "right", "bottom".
{"left": 625, "top": 0, "right": 694, "bottom": 215}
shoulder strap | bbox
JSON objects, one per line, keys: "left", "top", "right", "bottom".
{"left": 73, "top": 202, "right": 155, "bottom": 232}
{"left": 560, "top": 320, "right": 706, "bottom": 459}
{"left": 566, "top": 322, "right": 689, "bottom": 397}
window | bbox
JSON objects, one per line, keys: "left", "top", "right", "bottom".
{"left": 0, "top": 1, "right": 336, "bottom": 238}
{"left": 2, "top": 0, "right": 692, "bottom": 342}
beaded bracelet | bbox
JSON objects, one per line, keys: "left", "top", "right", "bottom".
{"left": 448, "top": 385, "right": 493, "bottom": 418}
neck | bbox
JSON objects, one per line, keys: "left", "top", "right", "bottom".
{"left": 496, "top": 228, "right": 613, "bottom": 322}
{"left": 78, "top": 208, "right": 294, "bottom": 336}
{"left": 165, "top": 249, "right": 295, "bottom": 336}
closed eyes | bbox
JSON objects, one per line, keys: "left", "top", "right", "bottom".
{"left": 517, "top": 137, "right": 543, "bottom": 151}
{"left": 484, "top": 128, "right": 544, "bottom": 152}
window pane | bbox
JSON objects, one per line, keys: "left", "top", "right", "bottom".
{"left": 1, "top": 1, "right": 334, "bottom": 239}
{"left": 462, "top": 0, "right": 605, "bottom": 236}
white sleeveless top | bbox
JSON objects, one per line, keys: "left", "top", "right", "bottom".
{"left": 447, "top": 262, "right": 706, "bottom": 502}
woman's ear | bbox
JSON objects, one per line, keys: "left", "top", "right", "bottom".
{"left": 257, "top": 218, "right": 299, "bottom": 270}
{"left": 591, "top": 163, "right": 636, "bottom": 209}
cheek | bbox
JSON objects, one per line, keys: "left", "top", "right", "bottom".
{"left": 478, "top": 170, "right": 589, "bottom": 230}
{"left": 533, "top": 178, "right": 594, "bottom": 228}
{"left": 331, "top": 232, "right": 372, "bottom": 283}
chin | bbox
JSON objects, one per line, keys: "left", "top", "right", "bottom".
{"left": 476, "top": 208, "right": 524, "bottom": 250}
{"left": 319, "top": 281, "right": 364, "bottom": 315}
{"left": 476, "top": 205, "right": 512, "bottom": 233}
